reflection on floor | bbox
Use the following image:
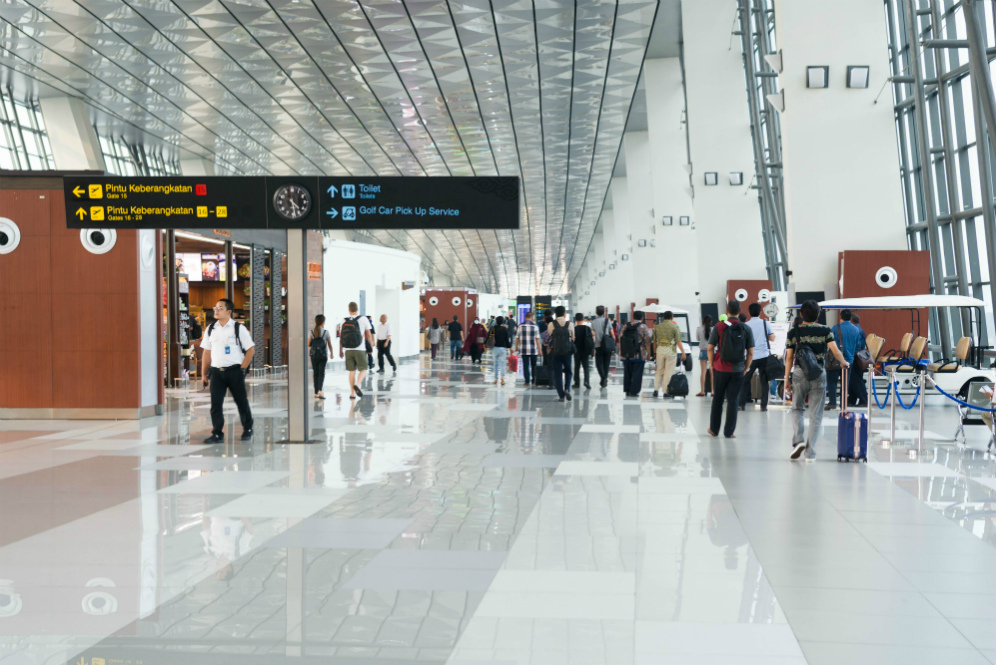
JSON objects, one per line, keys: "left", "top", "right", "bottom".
{"left": 0, "top": 354, "right": 994, "bottom": 665}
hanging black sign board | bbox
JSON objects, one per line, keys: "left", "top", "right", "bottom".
{"left": 64, "top": 176, "right": 519, "bottom": 230}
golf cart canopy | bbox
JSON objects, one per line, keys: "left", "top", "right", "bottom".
{"left": 640, "top": 304, "right": 690, "bottom": 314}
{"left": 789, "top": 295, "right": 985, "bottom": 310}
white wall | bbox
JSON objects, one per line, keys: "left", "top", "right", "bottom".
{"left": 773, "top": 0, "right": 907, "bottom": 294}
{"left": 646, "top": 58, "right": 700, "bottom": 319}
{"left": 323, "top": 240, "right": 422, "bottom": 358}
{"left": 476, "top": 292, "right": 504, "bottom": 319}
{"left": 623, "top": 133, "right": 658, "bottom": 307}
{"left": 682, "top": 0, "right": 768, "bottom": 310}
{"left": 138, "top": 230, "right": 159, "bottom": 408}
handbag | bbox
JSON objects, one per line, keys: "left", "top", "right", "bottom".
{"left": 601, "top": 318, "right": 617, "bottom": 354}
{"left": 761, "top": 320, "right": 785, "bottom": 377}
{"left": 824, "top": 324, "right": 843, "bottom": 371}
{"left": 854, "top": 348, "right": 874, "bottom": 373}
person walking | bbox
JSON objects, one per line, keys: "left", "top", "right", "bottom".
{"left": 427, "top": 318, "right": 443, "bottom": 360}
{"left": 201, "top": 299, "right": 255, "bottom": 442}
{"left": 707, "top": 300, "right": 754, "bottom": 438}
{"left": 591, "top": 306, "right": 614, "bottom": 388}
{"left": 339, "top": 302, "right": 373, "bottom": 399}
{"left": 737, "top": 303, "right": 776, "bottom": 411}
{"left": 696, "top": 316, "right": 713, "bottom": 397}
{"left": 547, "top": 306, "right": 575, "bottom": 401}
{"left": 619, "top": 311, "right": 652, "bottom": 397}
{"left": 447, "top": 315, "right": 463, "bottom": 360}
{"left": 515, "top": 311, "right": 541, "bottom": 385}
{"left": 826, "top": 309, "right": 868, "bottom": 409}
{"left": 364, "top": 315, "right": 376, "bottom": 370}
{"left": 506, "top": 316, "right": 518, "bottom": 346}
{"left": 784, "top": 300, "right": 848, "bottom": 460}
{"left": 376, "top": 314, "right": 398, "bottom": 373}
{"left": 651, "top": 311, "right": 685, "bottom": 398}
{"left": 490, "top": 316, "right": 513, "bottom": 385}
{"left": 540, "top": 312, "right": 555, "bottom": 368}
{"left": 572, "top": 312, "right": 593, "bottom": 390}
{"left": 463, "top": 317, "right": 487, "bottom": 364}
{"left": 310, "top": 314, "right": 333, "bottom": 399}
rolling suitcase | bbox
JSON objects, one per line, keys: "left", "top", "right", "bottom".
{"left": 533, "top": 363, "right": 551, "bottom": 386}
{"left": 667, "top": 365, "right": 689, "bottom": 397}
{"left": 837, "top": 367, "right": 868, "bottom": 462}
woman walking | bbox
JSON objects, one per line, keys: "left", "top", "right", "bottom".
{"left": 696, "top": 315, "right": 713, "bottom": 397}
{"left": 463, "top": 318, "right": 488, "bottom": 364}
{"left": 490, "top": 316, "right": 513, "bottom": 385}
{"left": 310, "top": 315, "right": 333, "bottom": 399}
{"left": 428, "top": 318, "right": 442, "bottom": 359}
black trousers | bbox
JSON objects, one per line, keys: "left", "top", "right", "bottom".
{"left": 313, "top": 357, "right": 327, "bottom": 394}
{"left": 595, "top": 347, "right": 612, "bottom": 385}
{"left": 623, "top": 359, "right": 645, "bottom": 396}
{"left": 210, "top": 366, "right": 253, "bottom": 436}
{"left": 710, "top": 370, "right": 743, "bottom": 437}
{"left": 738, "top": 358, "right": 769, "bottom": 408}
{"left": 522, "top": 354, "right": 538, "bottom": 384}
{"left": 377, "top": 340, "right": 397, "bottom": 370}
{"left": 470, "top": 345, "right": 483, "bottom": 363}
{"left": 549, "top": 353, "right": 573, "bottom": 398}
{"left": 573, "top": 351, "right": 591, "bottom": 387}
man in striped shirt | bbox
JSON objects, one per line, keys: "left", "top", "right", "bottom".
{"left": 515, "top": 311, "right": 541, "bottom": 385}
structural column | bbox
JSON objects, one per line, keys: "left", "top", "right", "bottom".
{"left": 623, "top": 132, "right": 658, "bottom": 307}
{"left": 682, "top": 0, "right": 767, "bottom": 310}
{"left": 38, "top": 96, "right": 105, "bottom": 171}
{"left": 772, "top": 0, "right": 906, "bottom": 298}
{"left": 645, "top": 58, "right": 699, "bottom": 314}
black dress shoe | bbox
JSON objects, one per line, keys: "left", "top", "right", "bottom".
{"left": 241, "top": 430, "right": 253, "bottom": 440}
{"left": 585, "top": 383, "right": 591, "bottom": 390}
{"left": 203, "top": 434, "right": 224, "bottom": 443}
{"left": 565, "top": 392, "right": 572, "bottom": 401}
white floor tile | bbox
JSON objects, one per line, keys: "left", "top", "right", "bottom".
{"left": 554, "top": 461, "right": 639, "bottom": 477}
{"left": 158, "top": 470, "right": 290, "bottom": 494}
{"left": 205, "top": 492, "right": 344, "bottom": 517}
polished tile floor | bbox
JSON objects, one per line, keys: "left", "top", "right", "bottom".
{"left": 1, "top": 354, "right": 994, "bottom": 665}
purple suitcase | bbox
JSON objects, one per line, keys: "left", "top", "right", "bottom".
{"left": 837, "top": 367, "right": 868, "bottom": 462}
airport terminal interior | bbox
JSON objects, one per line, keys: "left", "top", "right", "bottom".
{"left": 2, "top": 0, "right": 996, "bottom": 664}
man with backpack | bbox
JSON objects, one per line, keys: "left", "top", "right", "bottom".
{"left": 707, "top": 300, "right": 755, "bottom": 438}
{"left": 619, "top": 311, "right": 653, "bottom": 397}
{"left": 572, "top": 312, "right": 594, "bottom": 391}
{"left": 339, "top": 302, "right": 373, "bottom": 399}
{"left": 591, "top": 306, "right": 614, "bottom": 388}
{"left": 200, "top": 299, "right": 255, "bottom": 442}
{"left": 546, "top": 305, "right": 575, "bottom": 401}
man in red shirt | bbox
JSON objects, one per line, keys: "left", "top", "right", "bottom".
{"left": 707, "top": 300, "right": 754, "bottom": 438}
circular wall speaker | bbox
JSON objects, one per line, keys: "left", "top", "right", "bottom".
{"left": 734, "top": 288, "right": 748, "bottom": 302}
{"left": 0, "top": 580, "right": 22, "bottom": 618}
{"left": 428, "top": 296, "right": 439, "bottom": 306}
{"left": 451, "top": 296, "right": 462, "bottom": 306}
{"left": 81, "top": 591, "right": 118, "bottom": 615}
{"left": 0, "top": 218, "right": 20, "bottom": 254}
{"left": 466, "top": 299, "right": 474, "bottom": 308}
{"left": 875, "top": 266, "right": 898, "bottom": 289}
{"left": 140, "top": 234, "right": 155, "bottom": 269}
{"left": 757, "top": 289, "right": 772, "bottom": 303}
{"left": 80, "top": 229, "right": 117, "bottom": 255}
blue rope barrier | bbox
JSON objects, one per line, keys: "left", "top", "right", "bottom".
{"left": 927, "top": 378, "right": 996, "bottom": 413}
{"left": 871, "top": 375, "right": 891, "bottom": 409}
{"left": 893, "top": 379, "right": 921, "bottom": 410}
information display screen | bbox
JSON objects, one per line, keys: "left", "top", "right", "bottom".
{"left": 64, "top": 176, "right": 519, "bottom": 231}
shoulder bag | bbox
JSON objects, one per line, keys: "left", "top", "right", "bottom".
{"left": 601, "top": 318, "right": 617, "bottom": 354}
{"left": 762, "top": 320, "right": 785, "bottom": 378}
{"left": 824, "top": 324, "right": 842, "bottom": 371}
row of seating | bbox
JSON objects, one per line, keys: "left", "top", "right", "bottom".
{"left": 877, "top": 332, "right": 973, "bottom": 374}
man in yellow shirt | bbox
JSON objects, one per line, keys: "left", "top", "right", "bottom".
{"left": 651, "top": 311, "right": 686, "bottom": 398}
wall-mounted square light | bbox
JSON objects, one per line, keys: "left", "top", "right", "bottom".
{"left": 662, "top": 216, "right": 673, "bottom": 226}
{"left": 729, "top": 172, "right": 743, "bottom": 186}
{"left": 637, "top": 239, "right": 647, "bottom": 247}
{"left": 599, "top": 271, "right": 605, "bottom": 277}
{"left": 590, "top": 280, "right": 596, "bottom": 285}
{"left": 679, "top": 216, "right": 691, "bottom": 226}
{"left": 704, "top": 172, "right": 718, "bottom": 186}
{"left": 846, "top": 65, "right": 869, "bottom": 88}
{"left": 806, "top": 66, "right": 829, "bottom": 88}
{"left": 609, "top": 263, "right": 616, "bottom": 270}
{"left": 621, "top": 254, "right": 630, "bottom": 261}
{"left": 585, "top": 290, "right": 590, "bottom": 295}
{"left": 649, "top": 239, "right": 656, "bottom": 248}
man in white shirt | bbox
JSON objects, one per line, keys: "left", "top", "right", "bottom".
{"left": 738, "top": 302, "right": 776, "bottom": 411}
{"left": 339, "top": 301, "right": 374, "bottom": 399}
{"left": 200, "top": 298, "right": 256, "bottom": 442}
{"left": 376, "top": 314, "right": 397, "bottom": 374}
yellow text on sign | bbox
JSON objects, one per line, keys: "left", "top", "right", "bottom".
{"left": 88, "top": 184, "right": 103, "bottom": 199}
{"left": 90, "top": 206, "right": 105, "bottom": 221}
{"left": 197, "top": 206, "right": 208, "bottom": 218}
{"left": 216, "top": 206, "right": 227, "bottom": 218}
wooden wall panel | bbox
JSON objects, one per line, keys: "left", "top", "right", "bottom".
{"left": 52, "top": 351, "right": 139, "bottom": 409}
{"left": 839, "top": 250, "right": 931, "bottom": 354}
{"left": 726, "top": 279, "right": 773, "bottom": 319}
{"left": 0, "top": 351, "right": 52, "bottom": 408}
{"left": 424, "top": 289, "right": 475, "bottom": 331}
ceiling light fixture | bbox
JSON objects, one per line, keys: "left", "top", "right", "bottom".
{"left": 846, "top": 65, "right": 870, "bottom": 88}
{"left": 806, "top": 66, "right": 829, "bottom": 89}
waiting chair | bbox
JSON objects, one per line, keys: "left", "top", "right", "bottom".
{"left": 927, "top": 336, "right": 972, "bottom": 373}
{"left": 881, "top": 332, "right": 913, "bottom": 364}
{"left": 895, "top": 336, "right": 928, "bottom": 372}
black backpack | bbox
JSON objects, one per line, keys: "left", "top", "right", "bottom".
{"left": 340, "top": 317, "right": 362, "bottom": 348}
{"left": 575, "top": 325, "right": 592, "bottom": 354}
{"left": 619, "top": 323, "right": 642, "bottom": 359}
{"left": 719, "top": 321, "right": 747, "bottom": 363}
{"left": 550, "top": 321, "right": 573, "bottom": 356}
{"left": 310, "top": 331, "right": 327, "bottom": 363}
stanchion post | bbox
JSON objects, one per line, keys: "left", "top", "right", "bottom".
{"left": 917, "top": 372, "right": 927, "bottom": 454}
{"left": 867, "top": 367, "right": 873, "bottom": 430}
{"left": 887, "top": 366, "right": 897, "bottom": 447}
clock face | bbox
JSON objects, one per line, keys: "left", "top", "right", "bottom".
{"left": 764, "top": 303, "right": 779, "bottom": 320}
{"left": 273, "top": 184, "right": 311, "bottom": 221}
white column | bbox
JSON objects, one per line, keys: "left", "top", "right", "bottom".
{"left": 623, "top": 133, "right": 657, "bottom": 307}
{"left": 645, "top": 58, "right": 700, "bottom": 316}
{"left": 682, "top": 0, "right": 768, "bottom": 311}
{"left": 180, "top": 158, "right": 217, "bottom": 177}
{"left": 38, "top": 97, "right": 105, "bottom": 171}
{"left": 773, "top": 0, "right": 906, "bottom": 295}
{"left": 609, "top": 177, "right": 636, "bottom": 313}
